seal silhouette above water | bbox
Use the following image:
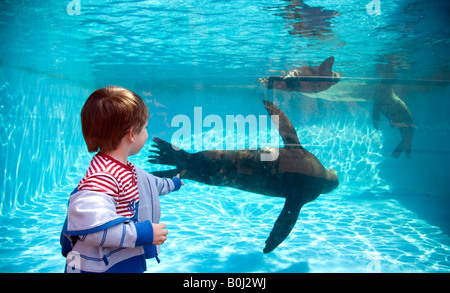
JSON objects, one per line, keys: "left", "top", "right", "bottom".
{"left": 258, "top": 56, "right": 341, "bottom": 93}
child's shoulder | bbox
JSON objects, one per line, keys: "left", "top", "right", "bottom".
{"left": 134, "top": 166, "right": 156, "bottom": 180}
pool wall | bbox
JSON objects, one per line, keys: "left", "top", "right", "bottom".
{"left": 0, "top": 66, "right": 91, "bottom": 214}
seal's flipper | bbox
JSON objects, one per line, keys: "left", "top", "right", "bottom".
{"left": 318, "top": 56, "right": 334, "bottom": 76}
{"left": 263, "top": 195, "right": 304, "bottom": 253}
{"left": 392, "top": 138, "right": 412, "bottom": 159}
{"left": 148, "top": 137, "right": 189, "bottom": 167}
{"left": 391, "top": 144, "right": 404, "bottom": 158}
{"left": 263, "top": 100, "right": 302, "bottom": 149}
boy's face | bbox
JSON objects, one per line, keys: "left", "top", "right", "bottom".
{"left": 130, "top": 121, "right": 149, "bottom": 156}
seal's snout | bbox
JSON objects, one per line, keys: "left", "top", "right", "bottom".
{"left": 257, "top": 77, "right": 269, "bottom": 87}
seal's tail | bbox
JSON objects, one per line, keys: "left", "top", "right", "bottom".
{"left": 148, "top": 137, "right": 189, "bottom": 173}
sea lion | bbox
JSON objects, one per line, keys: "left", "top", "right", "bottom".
{"left": 258, "top": 56, "right": 341, "bottom": 93}
{"left": 372, "top": 61, "right": 415, "bottom": 158}
{"left": 148, "top": 100, "right": 339, "bottom": 253}
{"left": 372, "top": 84, "right": 414, "bottom": 158}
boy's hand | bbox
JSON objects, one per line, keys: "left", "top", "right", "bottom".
{"left": 152, "top": 223, "right": 168, "bottom": 245}
{"left": 176, "top": 171, "right": 185, "bottom": 186}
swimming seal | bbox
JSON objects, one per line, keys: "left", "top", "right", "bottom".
{"left": 148, "top": 100, "right": 339, "bottom": 253}
{"left": 372, "top": 84, "right": 414, "bottom": 158}
{"left": 258, "top": 56, "right": 341, "bottom": 93}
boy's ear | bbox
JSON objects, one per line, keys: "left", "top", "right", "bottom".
{"left": 126, "top": 127, "right": 135, "bottom": 143}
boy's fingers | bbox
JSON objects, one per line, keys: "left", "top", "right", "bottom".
{"left": 153, "top": 223, "right": 169, "bottom": 245}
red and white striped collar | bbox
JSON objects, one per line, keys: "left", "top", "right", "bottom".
{"left": 96, "top": 152, "right": 135, "bottom": 172}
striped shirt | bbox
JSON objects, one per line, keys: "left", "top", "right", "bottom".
{"left": 78, "top": 153, "right": 139, "bottom": 219}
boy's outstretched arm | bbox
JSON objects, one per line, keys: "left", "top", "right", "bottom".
{"left": 154, "top": 174, "right": 184, "bottom": 195}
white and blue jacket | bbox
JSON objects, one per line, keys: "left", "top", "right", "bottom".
{"left": 60, "top": 167, "right": 181, "bottom": 273}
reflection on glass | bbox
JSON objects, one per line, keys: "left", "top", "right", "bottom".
{"left": 266, "top": 0, "right": 340, "bottom": 38}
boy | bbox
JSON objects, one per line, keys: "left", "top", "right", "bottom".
{"left": 60, "top": 86, "right": 182, "bottom": 273}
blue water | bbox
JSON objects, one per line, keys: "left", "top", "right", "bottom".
{"left": 1, "top": 0, "right": 450, "bottom": 272}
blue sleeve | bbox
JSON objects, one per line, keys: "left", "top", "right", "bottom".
{"left": 172, "top": 177, "right": 182, "bottom": 191}
{"left": 134, "top": 220, "right": 154, "bottom": 247}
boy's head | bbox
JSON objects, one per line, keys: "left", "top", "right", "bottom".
{"left": 81, "top": 86, "right": 149, "bottom": 153}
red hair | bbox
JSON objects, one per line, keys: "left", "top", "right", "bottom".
{"left": 81, "top": 86, "right": 149, "bottom": 152}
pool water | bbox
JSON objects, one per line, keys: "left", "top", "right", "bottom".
{"left": 1, "top": 0, "right": 450, "bottom": 273}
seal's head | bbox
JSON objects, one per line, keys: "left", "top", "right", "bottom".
{"left": 257, "top": 77, "right": 269, "bottom": 88}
